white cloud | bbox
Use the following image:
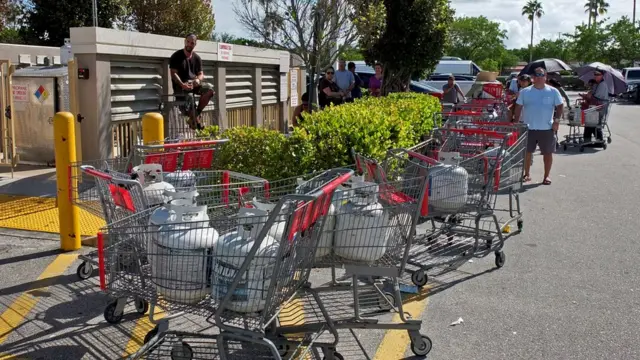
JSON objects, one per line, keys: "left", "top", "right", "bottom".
{"left": 215, "top": 0, "right": 633, "bottom": 48}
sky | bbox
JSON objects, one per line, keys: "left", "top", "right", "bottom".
{"left": 213, "top": 0, "right": 633, "bottom": 49}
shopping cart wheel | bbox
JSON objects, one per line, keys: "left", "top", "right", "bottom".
{"left": 495, "top": 251, "right": 506, "bottom": 268}
{"left": 76, "top": 261, "right": 94, "bottom": 280}
{"left": 602, "top": 143, "right": 608, "bottom": 150}
{"left": 607, "top": 137, "right": 612, "bottom": 144}
{"left": 276, "top": 335, "right": 290, "bottom": 357}
{"left": 410, "top": 335, "right": 432, "bottom": 356}
{"left": 143, "top": 325, "right": 159, "bottom": 344}
{"left": 517, "top": 220, "right": 523, "bottom": 232}
{"left": 579, "top": 146, "right": 585, "bottom": 153}
{"left": 134, "top": 297, "right": 149, "bottom": 315}
{"left": 170, "top": 341, "right": 193, "bottom": 360}
{"left": 411, "top": 270, "right": 428, "bottom": 287}
{"left": 562, "top": 144, "right": 567, "bottom": 152}
{"left": 378, "top": 292, "right": 396, "bottom": 310}
{"left": 323, "top": 352, "right": 344, "bottom": 360}
{"left": 103, "top": 300, "right": 124, "bottom": 324}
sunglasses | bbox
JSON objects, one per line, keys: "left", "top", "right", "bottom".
{"left": 326, "top": 71, "right": 334, "bottom": 75}
{"left": 534, "top": 73, "right": 546, "bottom": 77}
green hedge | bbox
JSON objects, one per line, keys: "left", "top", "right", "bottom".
{"left": 204, "top": 93, "right": 441, "bottom": 180}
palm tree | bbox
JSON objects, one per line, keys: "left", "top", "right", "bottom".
{"left": 584, "top": 0, "right": 610, "bottom": 28}
{"left": 522, "top": 0, "right": 544, "bottom": 62}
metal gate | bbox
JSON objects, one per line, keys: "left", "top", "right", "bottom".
{"left": 0, "top": 60, "right": 17, "bottom": 176}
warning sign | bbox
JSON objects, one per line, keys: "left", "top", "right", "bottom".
{"left": 218, "top": 43, "right": 233, "bottom": 62}
{"left": 12, "top": 85, "right": 28, "bottom": 102}
{"left": 34, "top": 85, "right": 49, "bottom": 103}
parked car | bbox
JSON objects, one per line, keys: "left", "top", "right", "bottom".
{"left": 352, "top": 61, "right": 443, "bottom": 99}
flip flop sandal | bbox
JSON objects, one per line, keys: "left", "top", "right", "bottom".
{"left": 523, "top": 175, "right": 532, "bottom": 182}
{"left": 542, "top": 178, "right": 552, "bottom": 185}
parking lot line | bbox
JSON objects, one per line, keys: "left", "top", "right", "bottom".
{"left": 0, "top": 253, "right": 78, "bottom": 346}
{"left": 122, "top": 307, "right": 166, "bottom": 357}
{"left": 373, "top": 287, "right": 430, "bottom": 360}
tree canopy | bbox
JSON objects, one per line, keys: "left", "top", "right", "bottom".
{"left": 0, "top": 0, "right": 215, "bottom": 46}
{"left": 445, "top": 16, "right": 517, "bottom": 71}
{"left": 354, "top": 0, "right": 454, "bottom": 93}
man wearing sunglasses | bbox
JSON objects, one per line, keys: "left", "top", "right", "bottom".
{"left": 513, "top": 67, "right": 563, "bottom": 185}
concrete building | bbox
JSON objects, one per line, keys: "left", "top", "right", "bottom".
{"left": 0, "top": 43, "right": 62, "bottom": 67}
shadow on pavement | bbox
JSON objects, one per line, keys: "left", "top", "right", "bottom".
{"left": 0, "top": 277, "right": 140, "bottom": 359}
{"left": 0, "top": 249, "right": 62, "bottom": 267}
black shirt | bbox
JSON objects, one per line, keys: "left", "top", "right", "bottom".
{"left": 169, "top": 49, "right": 203, "bottom": 93}
{"left": 318, "top": 77, "right": 342, "bottom": 108}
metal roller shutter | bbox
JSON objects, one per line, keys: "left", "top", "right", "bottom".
{"left": 225, "top": 66, "right": 253, "bottom": 109}
{"left": 261, "top": 68, "right": 279, "bottom": 105}
{"left": 110, "top": 60, "right": 163, "bottom": 122}
{"left": 201, "top": 62, "right": 217, "bottom": 115}
{"left": 110, "top": 60, "right": 162, "bottom": 157}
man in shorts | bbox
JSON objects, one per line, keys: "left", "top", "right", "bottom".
{"left": 513, "top": 67, "right": 563, "bottom": 185}
{"left": 169, "top": 34, "right": 215, "bottom": 130}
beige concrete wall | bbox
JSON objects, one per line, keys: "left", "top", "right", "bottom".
{"left": 69, "top": 27, "right": 292, "bottom": 160}
{"left": 0, "top": 43, "right": 60, "bottom": 65}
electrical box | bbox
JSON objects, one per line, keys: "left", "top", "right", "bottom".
{"left": 78, "top": 68, "right": 90, "bottom": 80}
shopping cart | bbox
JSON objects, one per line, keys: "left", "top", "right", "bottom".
{"left": 71, "top": 139, "right": 230, "bottom": 221}
{"left": 271, "top": 177, "right": 433, "bottom": 358}
{"left": 98, "top": 168, "right": 353, "bottom": 359}
{"left": 75, "top": 165, "right": 269, "bottom": 283}
{"left": 384, "top": 127, "right": 523, "bottom": 287}
{"left": 560, "top": 100, "right": 612, "bottom": 152}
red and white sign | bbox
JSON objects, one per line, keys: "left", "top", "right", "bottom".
{"left": 218, "top": 43, "right": 233, "bottom": 62}
{"left": 12, "top": 84, "right": 28, "bottom": 102}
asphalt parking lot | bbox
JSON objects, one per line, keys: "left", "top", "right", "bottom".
{"left": 2, "top": 94, "right": 640, "bottom": 359}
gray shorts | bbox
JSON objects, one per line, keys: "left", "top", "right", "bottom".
{"left": 527, "top": 129, "right": 555, "bottom": 154}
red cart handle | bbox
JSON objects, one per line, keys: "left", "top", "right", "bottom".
{"left": 406, "top": 151, "right": 439, "bottom": 165}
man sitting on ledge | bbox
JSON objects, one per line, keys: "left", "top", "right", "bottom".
{"left": 169, "top": 33, "right": 215, "bottom": 130}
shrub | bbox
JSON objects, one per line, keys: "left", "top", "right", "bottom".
{"left": 212, "top": 93, "right": 441, "bottom": 180}
{"left": 298, "top": 93, "right": 440, "bottom": 170}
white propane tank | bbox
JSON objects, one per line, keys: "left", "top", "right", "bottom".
{"left": 212, "top": 208, "right": 279, "bottom": 313}
{"left": 334, "top": 181, "right": 391, "bottom": 262}
{"left": 313, "top": 184, "right": 356, "bottom": 260}
{"left": 251, "top": 199, "right": 288, "bottom": 241}
{"left": 428, "top": 162, "right": 469, "bottom": 213}
{"left": 132, "top": 164, "right": 175, "bottom": 206}
{"left": 150, "top": 191, "right": 208, "bottom": 231}
{"left": 164, "top": 170, "right": 196, "bottom": 189}
{"left": 151, "top": 220, "right": 219, "bottom": 304}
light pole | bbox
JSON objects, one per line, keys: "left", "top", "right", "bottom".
{"left": 92, "top": 0, "right": 98, "bottom": 27}
{"left": 634, "top": 0, "right": 637, "bottom": 26}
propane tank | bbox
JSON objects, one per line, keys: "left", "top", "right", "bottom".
{"left": 334, "top": 181, "right": 391, "bottom": 262}
{"left": 211, "top": 208, "right": 280, "bottom": 313}
{"left": 428, "top": 160, "right": 469, "bottom": 213}
{"left": 131, "top": 164, "right": 175, "bottom": 206}
{"left": 150, "top": 214, "right": 219, "bottom": 304}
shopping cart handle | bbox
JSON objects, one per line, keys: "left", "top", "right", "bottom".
{"left": 442, "top": 127, "right": 515, "bottom": 140}
{"left": 443, "top": 111, "right": 482, "bottom": 116}
{"left": 406, "top": 151, "right": 439, "bottom": 165}
{"left": 320, "top": 170, "right": 354, "bottom": 195}
{"left": 80, "top": 165, "right": 113, "bottom": 180}
{"left": 158, "top": 139, "right": 229, "bottom": 150}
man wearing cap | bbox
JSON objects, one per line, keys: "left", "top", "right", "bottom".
{"left": 169, "top": 33, "right": 215, "bottom": 130}
{"left": 442, "top": 74, "right": 466, "bottom": 104}
{"left": 513, "top": 67, "right": 563, "bottom": 185}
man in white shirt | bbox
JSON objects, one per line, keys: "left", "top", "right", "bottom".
{"left": 513, "top": 68, "right": 564, "bottom": 185}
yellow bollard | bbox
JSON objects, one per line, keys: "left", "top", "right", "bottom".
{"left": 142, "top": 112, "right": 164, "bottom": 145}
{"left": 54, "top": 112, "right": 81, "bottom": 251}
